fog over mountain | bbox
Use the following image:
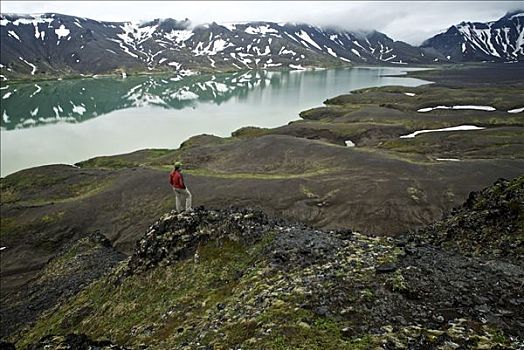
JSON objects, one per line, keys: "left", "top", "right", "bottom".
{"left": 1, "top": 1, "right": 521, "bottom": 45}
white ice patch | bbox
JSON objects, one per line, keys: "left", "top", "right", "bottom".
{"left": 326, "top": 47, "right": 338, "bottom": 57}
{"left": 30, "top": 107, "right": 39, "bottom": 116}
{"left": 507, "top": 107, "right": 524, "bottom": 113}
{"left": 29, "top": 84, "right": 42, "bottom": 98}
{"left": 296, "top": 30, "right": 321, "bottom": 50}
{"left": 168, "top": 61, "right": 181, "bottom": 70}
{"left": 436, "top": 158, "right": 461, "bottom": 162}
{"left": 165, "top": 29, "right": 194, "bottom": 46}
{"left": 417, "top": 105, "right": 496, "bottom": 112}
{"left": 404, "top": 93, "right": 416, "bottom": 97}
{"left": 0, "top": 246, "right": 6, "bottom": 251}
{"left": 289, "top": 64, "right": 306, "bottom": 70}
{"left": 107, "top": 38, "right": 139, "bottom": 58}
{"left": 345, "top": 140, "right": 355, "bottom": 147}
{"left": 54, "top": 24, "right": 70, "bottom": 39}
{"left": 8, "top": 30, "right": 21, "bottom": 41}
{"left": 171, "top": 89, "right": 198, "bottom": 100}
{"left": 400, "top": 125, "right": 485, "bottom": 139}
{"left": 7, "top": 15, "right": 54, "bottom": 26}
{"left": 193, "top": 39, "right": 233, "bottom": 56}
{"left": 179, "top": 69, "right": 197, "bottom": 77}
{"left": 222, "top": 23, "right": 237, "bottom": 31}
{"left": 2, "top": 92, "right": 12, "bottom": 99}
{"left": 245, "top": 25, "right": 278, "bottom": 35}
{"left": 214, "top": 82, "right": 228, "bottom": 93}
{"left": 279, "top": 47, "right": 296, "bottom": 56}
{"left": 72, "top": 104, "right": 86, "bottom": 115}
{"left": 2, "top": 110, "right": 9, "bottom": 123}
{"left": 260, "top": 45, "right": 271, "bottom": 56}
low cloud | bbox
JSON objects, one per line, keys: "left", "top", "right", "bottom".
{"left": 1, "top": 1, "right": 521, "bottom": 45}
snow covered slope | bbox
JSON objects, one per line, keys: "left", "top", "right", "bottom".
{"left": 421, "top": 11, "right": 524, "bottom": 62}
{"left": 0, "top": 13, "right": 439, "bottom": 80}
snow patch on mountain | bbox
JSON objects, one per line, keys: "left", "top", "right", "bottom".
{"left": 7, "top": 30, "right": 21, "bottom": 41}
{"left": 54, "top": 24, "right": 70, "bottom": 39}
{"left": 245, "top": 25, "right": 278, "bottom": 36}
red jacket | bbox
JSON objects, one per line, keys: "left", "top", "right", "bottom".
{"left": 169, "top": 170, "right": 185, "bottom": 189}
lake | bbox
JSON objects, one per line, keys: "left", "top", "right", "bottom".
{"left": 0, "top": 67, "right": 430, "bottom": 176}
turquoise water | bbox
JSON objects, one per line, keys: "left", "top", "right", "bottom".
{"left": 0, "top": 67, "right": 429, "bottom": 176}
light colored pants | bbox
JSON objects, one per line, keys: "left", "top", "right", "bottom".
{"left": 174, "top": 188, "right": 192, "bottom": 212}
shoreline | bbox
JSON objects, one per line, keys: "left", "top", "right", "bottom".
{"left": 0, "top": 62, "right": 442, "bottom": 85}
{"left": 1, "top": 65, "right": 433, "bottom": 177}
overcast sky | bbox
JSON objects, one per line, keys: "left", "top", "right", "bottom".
{"left": 1, "top": 1, "right": 522, "bottom": 44}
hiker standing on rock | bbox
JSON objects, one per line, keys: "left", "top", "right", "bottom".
{"left": 170, "top": 162, "right": 192, "bottom": 212}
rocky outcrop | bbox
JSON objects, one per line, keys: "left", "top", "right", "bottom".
{"left": 24, "top": 333, "right": 128, "bottom": 350}
{"left": 127, "top": 207, "right": 280, "bottom": 274}
{"left": 408, "top": 175, "right": 524, "bottom": 260}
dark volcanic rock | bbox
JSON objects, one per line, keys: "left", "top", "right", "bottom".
{"left": 266, "top": 226, "right": 346, "bottom": 268}
{"left": 408, "top": 176, "right": 524, "bottom": 260}
{"left": 391, "top": 245, "right": 524, "bottom": 337}
{"left": 127, "top": 207, "right": 281, "bottom": 274}
{"left": 24, "top": 333, "right": 128, "bottom": 350}
{"left": 0, "top": 341, "right": 16, "bottom": 350}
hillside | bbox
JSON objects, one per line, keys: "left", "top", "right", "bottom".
{"left": 2, "top": 175, "right": 523, "bottom": 349}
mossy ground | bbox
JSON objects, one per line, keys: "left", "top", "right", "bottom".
{"left": 15, "top": 221, "right": 519, "bottom": 349}
{"left": 16, "top": 238, "right": 267, "bottom": 348}
{"left": 15, "top": 230, "right": 402, "bottom": 349}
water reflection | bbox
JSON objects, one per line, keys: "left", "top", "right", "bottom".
{"left": 0, "top": 67, "right": 424, "bottom": 130}
{"left": 1, "top": 70, "right": 327, "bottom": 130}
{"left": 0, "top": 67, "right": 429, "bottom": 176}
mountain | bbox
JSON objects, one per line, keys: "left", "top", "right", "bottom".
{"left": 0, "top": 13, "right": 439, "bottom": 80}
{"left": 422, "top": 11, "right": 524, "bottom": 62}
{"left": 2, "top": 11, "right": 524, "bottom": 81}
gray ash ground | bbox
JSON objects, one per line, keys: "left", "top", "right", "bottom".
{"left": 1, "top": 232, "right": 125, "bottom": 339}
